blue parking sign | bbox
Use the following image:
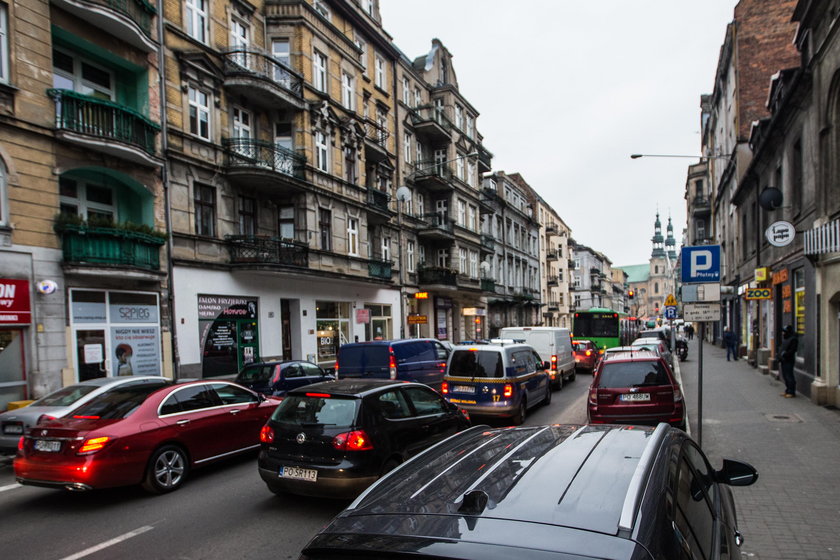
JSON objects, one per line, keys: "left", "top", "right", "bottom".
{"left": 665, "top": 306, "right": 677, "bottom": 319}
{"left": 681, "top": 245, "right": 721, "bottom": 283}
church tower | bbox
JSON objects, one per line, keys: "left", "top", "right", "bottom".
{"left": 665, "top": 216, "right": 677, "bottom": 261}
{"left": 651, "top": 212, "right": 665, "bottom": 258}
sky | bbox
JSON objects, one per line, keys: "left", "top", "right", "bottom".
{"left": 379, "top": 0, "right": 739, "bottom": 266}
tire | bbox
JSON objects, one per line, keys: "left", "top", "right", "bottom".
{"left": 554, "top": 373, "right": 564, "bottom": 391}
{"left": 266, "top": 481, "right": 289, "bottom": 496}
{"left": 142, "top": 445, "right": 188, "bottom": 494}
{"left": 380, "top": 458, "right": 401, "bottom": 477}
{"left": 512, "top": 399, "right": 527, "bottom": 425}
{"left": 569, "top": 369, "right": 576, "bottom": 382}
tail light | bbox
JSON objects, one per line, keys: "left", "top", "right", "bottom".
{"left": 270, "top": 366, "right": 282, "bottom": 386}
{"left": 388, "top": 347, "right": 397, "bottom": 380}
{"left": 460, "top": 408, "right": 470, "bottom": 422}
{"left": 585, "top": 350, "right": 592, "bottom": 357}
{"left": 260, "top": 424, "right": 275, "bottom": 443}
{"left": 17, "top": 436, "right": 24, "bottom": 452}
{"left": 550, "top": 355, "right": 558, "bottom": 369}
{"left": 503, "top": 384, "right": 513, "bottom": 398}
{"left": 588, "top": 387, "right": 598, "bottom": 406}
{"left": 77, "top": 436, "right": 111, "bottom": 455}
{"left": 332, "top": 429, "right": 374, "bottom": 451}
{"left": 673, "top": 388, "right": 683, "bottom": 402}
{"left": 441, "top": 381, "right": 449, "bottom": 394}
{"left": 334, "top": 361, "right": 339, "bottom": 378}
{"left": 599, "top": 348, "right": 605, "bottom": 355}
{"left": 37, "top": 414, "right": 56, "bottom": 425}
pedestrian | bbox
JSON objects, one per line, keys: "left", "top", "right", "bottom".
{"left": 686, "top": 324, "right": 694, "bottom": 340}
{"left": 779, "top": 324, "right": 799, "bottom": 398}
{"left": 723, "top": 327, "right": 738, "bottom": 361}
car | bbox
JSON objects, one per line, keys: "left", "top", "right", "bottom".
{"left": 499, "top": 326, "right": 576, "bottom": 389}
{"left": 602, "top": 345, "right": 638, "bottom": 360}
{"left": 639, "top": 327, "right": 671, "bottom": 350}
{"left": 257, "top": 379, "right": 470, "bottom": 499}
{"left": 441, "top": 342, "right": 551, "bottom": 425}
{"left": 14, "top": 380, "right": 281, "bottom": 493}
{"left": 572, "top": 339, "right": 599, "bottom": 373}
{"left": 335, "top": 339, "right": 450, "bottom": 388}
{"left": 588, "top": 350, "right": 685, "bottom": 429}
{"left": 0, "top": 376, "right": 167, "bottom": 454}
{"left": 631, "top": 337, "right": 673, "bottom": 365}
{"left": 234, "top": 360, "right": 333, "bottom": 397}
{"left": 301, "top": 423, "right": 758, "bottom": 560}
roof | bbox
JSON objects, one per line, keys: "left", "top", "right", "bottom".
{"left": 619, "top": 264, "right": 650, "bottom": 283}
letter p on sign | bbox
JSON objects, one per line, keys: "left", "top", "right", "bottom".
{"left": 690, "top": 250, "right": 713, "bottom": 276}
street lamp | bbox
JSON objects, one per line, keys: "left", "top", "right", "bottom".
{"left": 630, "top": 153, "right": 731, "bottom": 161}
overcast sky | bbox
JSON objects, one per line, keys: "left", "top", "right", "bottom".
{"left": 380, "top": 0, "right": 740, "bottom": 267}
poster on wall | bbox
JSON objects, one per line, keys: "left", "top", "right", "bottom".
{"left": 109, "top": 326, "right": 162, "bottom": 376}
{"left": 198, "top": 295, "right": 259, "bottom": 377}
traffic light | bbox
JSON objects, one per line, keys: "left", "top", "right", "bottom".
{"left": 627, "top": 290, "right": 635, "bottom": 299}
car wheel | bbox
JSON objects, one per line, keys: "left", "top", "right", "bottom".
{"left": 555, "top": 373, "right": 564, "bottom": 391}
{"left": 569, "top": 369, "right": 576, "bottom": 382}
{"left": 142, "top": 445, "right": 188, "bottom": 494}
{"left": 543, "top": 382, "right": 552, "bottom": 406}
{"left": 380, "top": 458, "right": 402, "bottom": 477}
{"left": 266, "top": 481, "right": 290, "bottom": 496}
{"left": 512, "top": 399, "right": 527, "bottom": 425}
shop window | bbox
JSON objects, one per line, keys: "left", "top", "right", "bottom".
{"left": 364, "top": 304, "right": 392, "bottom": 341}
{"left": 794, "top": 268, "right": 805, "bottom": 355}
{"left": 316, "top": 301, "right": 350, "bottom": 366}
{"left": 198, "top": 295, "right": 259, "bottom": 377}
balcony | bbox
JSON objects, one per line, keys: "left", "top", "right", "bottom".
{"left": 409, "top": 106, "right": 451, "bottom": 143}
{"left": 227, "top": 235, "right": 308, "bottom": 268}
{"left": 52, "top": 0, "right": 158, "bottom": 52}
{"left": 412, "top": 161, "right": 453, "bottom": 192}
{"left": 363, "top": 121, "right": 390, "bottom": 162}
{"left": 568, "top": 258, "right": 576, "bottom": 270}
{"left": 58, "top": 224, "right": 165, "bottom": 271}
{"left": 547, "top": 275, "right": 559, "bottom": 287}
{"left": 418, "top": 266, "right": 458, "bottom": 287}
{"left": 481, "top": 278, "right": 496, "bottom": 292}
{"left": 691, "top": 195, "right": 711, "bottom": 216}
{"left": 547, "top": 302, "right": 560, "bottom": 312}
{"left": 368, "top": 259, "right": 393, "bottom": 280}
{"left": 223, "top": 138, "right": 306, "bottom": 194}
{"left": 476, "top": 143, "right": 492, "bottom": 173}
{"left": 222, "top": 49, "right": 305, "bottom": 111}
{"left": 546, "top": 250, "right": 559, "bottom": 261}
{"left": 366, "top": 188, "right": 393, "bottom": 223}
{"left": 417, "top": 213, "right": 455, "bottom": 240}
{"left": 48, "top": 89, "right": 161, "bottom": 167}
{"left": 480, "top": 234, "right": 496, "bottom": 252}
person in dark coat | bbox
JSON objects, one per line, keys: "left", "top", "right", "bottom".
{"left": 723, "top": 327, "right": 738, "bottom": 361}
{"left": 779, "top": 325, "right": 799, "bottom": 398}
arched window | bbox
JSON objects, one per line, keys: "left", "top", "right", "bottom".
{"left": 654, "top": 282, "right": 659, "bottom": 294}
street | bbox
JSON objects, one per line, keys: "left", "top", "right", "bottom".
{"left": 0, "top": 378, "right": 591, "bottom": 560}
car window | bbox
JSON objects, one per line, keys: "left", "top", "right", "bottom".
{"left": 301, "top": 363, "right": 324, "bottom": 376}
{"left": 375, "top": 390, "right": 412, "bottom": 419}
{"left": 211, "top": 383, "right": 258, "bottom": 405}
{"left": 433, "top": 341, "right": 449, "bottom": 360}
{"left": 597, "top": 361, "right": 670, "bottom": 388}
{"left": 32, "top": 384, "right": 99, "bottom": 407}
{"left": 448, "top": 349, "right": 503, "bottom": 378}
{"left": 70, "top": 382, "right": 168, "bottom": 419}
{"left": 403, "top": 386, "right": 448, "bottom": 416}
{"left": 532, "top": 351, "right": 544, "bottom": 367}
{"left": 160, "top": 394, "right": 181, "bottom": 415}
{"left": 169, "top": 385, "right": 223, "bottom": 413}
{"left": 510, "top": 350, "right": 535, "bottom": 375}
{"left": 284, "top": 364, "right": 304, "bottom": 378}
{"left": 394, "top": 341, "right": 422, "bottom": 361}
{"left": 271, "top": 395, "right": 358, "bottom": 427}
{"left": 237, "top": 364, "right": 275, "bottom": 383}
{"left": 674, "top": 454, "right": 716, "bottom": 560}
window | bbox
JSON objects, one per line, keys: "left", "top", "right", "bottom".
{"left": 376, "top": 390, "right": 411, "bottom": 419}
{"left": 354, "top": 37, "right": 367, "bottom": 72}
{"left": 459, "top": 248, "right": 467, "bottom": 274}
{"left": 792, "top": 139, "right": 803, "bottom": 215}
{"left": 0, "top": 3, "right": 8, "bottom": 83}
{"left": 455, "top": 104, "right": 463, "bottom": 129}
{"left": 436, "top": 248, "right": 448, "bottom": 268}
{"left": 413, "top": 87, "right": 422, "bottom": 108}
{"left": 275, "top": 206, "right": 294, "bottom": 240}
{"left": 374, "top": 54, "right": 385, "bottom": 89}
{"left": 59, "top": 177, "right": 115, "bottom": 222}
{"left": 361, "top": 0, "right": 374, "bottom": 16}
{"left": 230, "top": 18, "right": 250, "bottom": 67}
{"left": 194, "top": 183, "right": 215, "bottom": 237}
{"left": 457, "top": 199, "right": 466, "bottom": 226}
{"left": 403, "top": 132, "right": 412, "bottom": 163}
{"left": 0, "top": 159, "right": 7, "bottom": 226}
{"left": 468, "top": 161, "right": 476, "bottom": 187}
{"left": 238, "top": 196, "right": 256, "bottom": 236}
{"left": 573, "top": 275, "right": 580, "bottom": 288}
{"left": 344, "top": 146, "right": 357, "bottom": 184}
{"left": 188, "top": 87, "right": 210, "bottom": 140}
{"left": 347, "top": 218, "right": 359, "bottom": 256}
{"left": 380, "top": 235, "right": 391, "bottom": 261}
{"left": 272, "top": 39, "right": 290, "bottom": 68}
{"left": 185, "top": 0, "right": 208, "bottom": 43}
{"left": 469, "top": 250, "right": 478, "bottom": 278}
{"left": 402, "top": 76, "right": 410, "bottom": 104}
{"left": 416, "top": 139, "right": 423, "bottom": 164}
{"left": 456, "top": 155, "right": 465, "bottom": 180}
{"left": 403, "top": 386, "right": 448, "bottom": 416}
{"left": 319, "top": 208, "right": 332, "bottom": 250}
{"left": 341, "top": 71, "right": 355, "bottom": 110}
{"left": 52, "top": 48, "right": 113, "bottom": 100}
{"left": 466, "top": 115, "right": 474, "bottom": 138}
{"left": 315, "top": 130, "right": 329, "bottom": 172}
{"left": 407, "top": 240, "right": 415, "bottom": 273}
{"left": 674, "top": 447, "right": 716, "bottom": 560}
{"left": 313, "top": 50, "right": 327, "bottom": 92}
{"left": 468, "top": 205, "right": 477, "bottom": 231}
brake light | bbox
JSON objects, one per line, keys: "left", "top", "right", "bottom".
{"left": 550, "top": 355, "right": 557, "bottom": 366}
{"left": 389, "top": 347, "right": 397, "bottom": 380}
{"left": 72, "top": 415, "right": 101, "bottom": 419}
{"left": 17, "top": 436, "right": 24, "bottom": 452}
{"left": 77, "top": 436, "right": 111, "bottom": 454}
{"left": 441, "top": 381, "right": 449, "bottom": 394}
{"left": 503, "top": 384, "right": 513, "bottom": 398}
{"left": 585, "top": 350, "right": 592, "bottom": 357}
{"left": 460, "top": 408, "right": 470, "bottom": 422}
{"left": 332, "top": 429, "right": 374, "bottom": 451}
{"left": 37, "top": 414, "right": 56, "bottom": 424}
{"left": 674, "top": 388, "right": 683, "bottom": 402}
{"left": 260, "top": 424, "right": 275, "bottom": 443}
{"left": 270, "top": 366, "right": 282, "bottom": 386}
{"left": 599, "top": 348, "right": 605, "bottom": 354}
{"left": 588, "top": 387, "right": 598, "bottom": 405}
{"left": 305, "top": 393, "right": 332, "bottom": 398}
{"left": 334, "top": 361, "right": 339, "bottom": 377}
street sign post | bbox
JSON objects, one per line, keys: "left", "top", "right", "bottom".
{"left": 681, "top": 245, "right": 721, "bottom": 283}
{"left": 683, "top": 302, "right": 721, "bottom": 322}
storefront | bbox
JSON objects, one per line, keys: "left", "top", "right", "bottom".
{"left": 198, "top": 294, "right": 259, "bottom": 377}
{"left": 0, "top": 279, "right": 31, "bottom": 410}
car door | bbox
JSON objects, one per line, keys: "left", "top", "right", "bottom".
{"left": 511, "top": 349, "right": 539, "bottom": 405}
{"left": 370, "top": 389, "right": 425, "bottom": 459}
{"left": 671, "top": 442, "right": 720, "bottom": 559}
{"left": 158, "top": 384, "right": 226, "bottom": 462}
{"left": 209, "top": 382, "right": 264, "bottom": 453}
{"left": 401, "top": 385, "right": 459, "bottom": 449}
{"left": 300, "top": 362, "right": 330, "bottom": 386}
{"left": 280, "top": 362, "right": 312, "bottom": 393}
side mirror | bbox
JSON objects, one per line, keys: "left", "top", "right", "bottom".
{"left": 715, "top": 459, "right": 759, "bottom": 487}
{"left": 542, "top": 361, "right": 551, "bottom": 371}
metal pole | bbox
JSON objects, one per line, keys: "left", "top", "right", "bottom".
{"left": 697, "top": 322, "right": 704, "bottom": 447}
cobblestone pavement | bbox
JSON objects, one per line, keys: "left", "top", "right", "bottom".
{"left": 680, "top": 338, "right": 840, "bottom": 560}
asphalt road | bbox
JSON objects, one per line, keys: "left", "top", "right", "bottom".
{"left": 0, "top": 375, "right": 590, "bottom": 560}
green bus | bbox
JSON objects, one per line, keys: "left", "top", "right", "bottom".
{"left": 572, "top": 308, "right": 639, "bottom": 353}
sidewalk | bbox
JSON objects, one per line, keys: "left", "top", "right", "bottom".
{"left": 680, "top": 339, "right": 840, "bottom": 560}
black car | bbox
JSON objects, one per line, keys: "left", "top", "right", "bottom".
{"left": 257, "top": 379, "right": 470, "bottom": 499}
{"left": 301, "top": 423, "right": 757, "bottom": 559}
{"left": 235, "top": 360, "right": 332, "bottom": 397}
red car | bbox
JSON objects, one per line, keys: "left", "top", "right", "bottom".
{"left": 14, "top": 380, "right": 281, "bottom": 493}
{"left": 587, "top": 351, "right": 685, "bottom": 430}
{"left": 572, "top": 340, "right": 599, "bottom": 374}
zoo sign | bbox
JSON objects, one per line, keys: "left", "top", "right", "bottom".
{"left": 745, "top": 288, "right": 772, "bottom": 300}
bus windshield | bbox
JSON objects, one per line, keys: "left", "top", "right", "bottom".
{"left": 574, "top": 314, "right": 619, "bottom": 338}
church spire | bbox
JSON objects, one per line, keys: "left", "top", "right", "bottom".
{"left": 665, "top": 215, "right": 677, "bottom": 260}
{"left": 651, "top": 212, "right": 665, "bottom": 258}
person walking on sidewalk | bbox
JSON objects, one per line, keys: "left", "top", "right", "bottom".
{"left": 685, "top": 324, "right": 694, "bottom": 340}
{"left": 723, "top": 327, "right": 738, "bottom": 361}
{"left": 779, "top": 325, "right": 799, "bottom": 398}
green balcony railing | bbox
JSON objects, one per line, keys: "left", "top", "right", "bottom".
{"left": 223, "top": 138, "right": 306, "bottom": 179}
{"left": 47, "top": 89, "right": 160, "bottom": 155}
{"left": 226, "top": 235, "right": 309, "bottom": 267}
{"left": 480, "top": 278, "right": 496, "bottom": 292}
{"left": 59, "top": 224, "right": 165, "bottom": 270}
{"left": 368, "top": 259, "right": 393, "bottom": 279}
{"left": 418, "top": 266, "right": 457, "bottom": 286}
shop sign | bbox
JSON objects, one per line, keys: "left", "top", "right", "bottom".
{"left": 407, "top": 314, "right": 427, "bottom": 325}
{"left": 755, "top": 267, "right": 769, "bottom": 282}
{"left": 414, "top": 292, "right": 429, "bottom": 299}
{"left": 766, "top": 221, "right": 795, "bottom": 247}
{"left": 0, "top": 279, "right": 31, "bottom": 325}
{"left": 355, "top": 309, "right": 371, "bottom": 324}
{"left": 782, "top": 285, "right": 792, "bottom": 298}
{"left": 198, "top": 295, "right": 258, "bottom": 320}
{"left": 461, "top": 308, "right": 487, "bottom": 316}
{"left": 772, "top": 269, "right": 789, "bottom": 285}
{"left": 110, "top": 326, "right": 162, "bottom": 376}
{"left": 745, "top": 288, "right": 772, "bottom": 300}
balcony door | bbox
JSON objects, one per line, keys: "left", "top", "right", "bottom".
{"left": 435, "top": 199, "right": 448, "bottom": 225}
{"left": 230, "top": 19, "right": 250, "bottom": 69}
{"left": 232, "top": 107, "right": 253, "bottom": 158}
{"left": 274, "top": 122, "right": 294, "bottom": 174}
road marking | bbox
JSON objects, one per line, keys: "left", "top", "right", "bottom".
{"left": 0, "top": 483, "right": 21, "bottom": 492}
{"left": 58, "top": 526, "right": 154, "bottom": 560}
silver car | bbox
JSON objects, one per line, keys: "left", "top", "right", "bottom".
{"left": 0, "top": 376, "right": 168, "bottom": 453}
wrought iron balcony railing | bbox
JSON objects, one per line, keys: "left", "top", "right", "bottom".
{"left": 419, "top": 213, "right": 455, "bottom": 235}
{"left": 92, "top": 0, "right": 157, "bottom": 36}
{"left": 418, "top": 266, "right": 457, "bottom": 286}
{"left": 58, "top": 224, "right": 165, "bottom": 270}
{"left": 480, "top": 234, "right": 496, "bottom": 250}
{"left": 223, "top": 138, "right": 306, "bottom": 179}
{"left": 366, "top": 188, "right": 390, "bottom": 213}
{"left": 47, "top": 89, "right": 160, "bottom": 155}
{"left": 413, "top": 160, "right": 453, "bottom": 183}
{"left": 222, "top": 48, "right": 304, "bottom": 98}
{"left": 226, "top": 235, "right": 308, "bottom": 267}
{"left": 368, "top": 259, "right": 393, "bottom": 279}
{"left": 409, "top": 106, "right": 452, "bottom": 131}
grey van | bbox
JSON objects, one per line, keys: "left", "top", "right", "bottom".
{"left": 335, "top": 339, "right": 450, "bottom": 388}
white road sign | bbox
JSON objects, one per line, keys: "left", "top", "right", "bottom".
{"left": 682, "top": 283, "right": 721, "bottom": 303}
{"left": 683, "top": 303, "right": 721, "bottom": 322}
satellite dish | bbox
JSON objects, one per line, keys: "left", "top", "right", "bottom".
{"left": 480, "top": 261, "right": 491, "bottom": 272}
{"left": 396, "top": 185, "right": 411, "bottom": 202}
{"left": 759, "top": 187, "right": 783, "bottom": 210}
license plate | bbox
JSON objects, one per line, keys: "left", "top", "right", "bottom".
{"left": 452, "top": 385, "right": 475, "bottom": 394}
{"left": 2, "top": 424, "right": 23, "bottom": 434}
{"left": 620, "top": 393, "right": 651, "bottom": 402}
{"left": 34, "top": 439, "right": 62, "bottom": 453}
{"left": 279, "top": 466, "right": 317, "bottom": 482}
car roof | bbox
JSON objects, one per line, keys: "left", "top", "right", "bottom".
{"left": 633, "top": 337, "right": 663, "bottom": 344}
{"left": 340, "top": 424, "right": 670, "bottom": 539}
{"left": 78, "top": 375, "right": 167, "bottom": 387}
{"left": 601, "top": 350, "right": 660, "bottom": 362}
{"left": 340, "top": 338, "right": 438, "bottom": 347}
{"left": 451, "top": 342, "right": 533, "bottom": 351}
{"left": 287, "top": 378, "right": 412, "bottom": 397}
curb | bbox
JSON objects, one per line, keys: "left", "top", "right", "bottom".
{"left": 672, "top": 357, "right": 691, "bottom": 437}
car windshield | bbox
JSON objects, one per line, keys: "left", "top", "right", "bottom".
{"left": 69, "top": 382, "right": 170, "bottom": 419}
{"left": 598, "top": 361, "right": 670, "bottom": 388}
{"left": 271, "top": 395, "right": 358, "bottom": 428}
{"left": 448, "top": 350, "right": 503, "bottom": 378}
{"left": 237, "top": 364, "right": 276, "bottom": 383}
{"left": 573, "top": 342, "right": 590, "bottom": 352}
{"left": 32, "top": 384, "right": 99, "bottom": 407}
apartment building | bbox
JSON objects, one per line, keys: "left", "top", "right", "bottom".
{"left": 529, "top": 191, "right": 572, "bottom": 328}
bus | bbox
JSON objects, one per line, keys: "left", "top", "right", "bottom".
{"left": 572, "top": 308, "right": 640, "bottom": 353}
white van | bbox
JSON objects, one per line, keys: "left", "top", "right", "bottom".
{"left": 498, "top": 327, "right": 576, "bottom": 389}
